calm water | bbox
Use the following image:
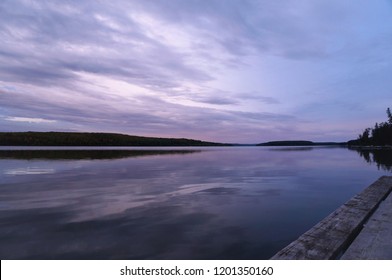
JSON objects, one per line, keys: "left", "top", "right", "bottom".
{"left": 0, "top": 146, "right": 391, "bottom": 259}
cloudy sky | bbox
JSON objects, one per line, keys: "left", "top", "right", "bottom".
{"left": 1, "top": 0, "right": 392, "bottom": 143}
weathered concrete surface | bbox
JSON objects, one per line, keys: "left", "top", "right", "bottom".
{"left": 341, "top": 188, "right": 392, "bottom": 259}
{"left": 271, "top": 176, "right": 392, "bottom": 260}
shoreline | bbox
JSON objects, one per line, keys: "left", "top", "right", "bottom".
{"left": 271, "top": 176, "right": 392, "bottom": 260}
{"left": 348, "top": 145, "right": 392, "bottom": 150}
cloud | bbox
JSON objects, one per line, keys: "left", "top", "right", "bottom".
{"left": 5, "top": 117, "right": 56, "bottom": 124}
{"left": 0, "top": 0, "right": 213, "bottom": 90}
{"left": 0, "top": 0, "right": 361, "bottom": 89}
{"left": 1, "top": 0, "right": 392, "bottom": 142}
{"left": 0, "top": 83, "right": 299, "bottom": 142}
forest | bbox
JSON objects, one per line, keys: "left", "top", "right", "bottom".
{"left": 348, "top": 108, "right": 392, "bottom": 146}
{"left": 0, "top": 132, "right": 229, "bottom": 146}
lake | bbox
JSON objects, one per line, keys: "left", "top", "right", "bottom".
{"left": 0, "top": 146, "right": 391, "bottom": 259}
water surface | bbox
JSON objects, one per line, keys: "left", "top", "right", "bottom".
{"left": 0, "top": 146, "right": 390, "bottom": 259}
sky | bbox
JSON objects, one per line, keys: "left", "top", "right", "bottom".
{"left": 1, "top": 0, "right": 392, "bottom": 143}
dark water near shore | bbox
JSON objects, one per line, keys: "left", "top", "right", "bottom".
{"left": 0, "top": 146, "right": 391, "bottom": 259}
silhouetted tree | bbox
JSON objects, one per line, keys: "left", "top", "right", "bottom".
{"left": 388, "top": 107, "right": 392, "bottom": 125}
{"left": 358, "top": 128, "right": 371, "bottom": 145}
{"left": 351, "top": 107, "right": 392, "bottom": 146}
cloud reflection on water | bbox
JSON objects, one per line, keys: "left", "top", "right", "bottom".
{"left": 0, "top": 147, "right": 390, "bottom": 259}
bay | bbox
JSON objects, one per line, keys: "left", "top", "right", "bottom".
{"left": 0, "top": 146, "right": 390, "bottom": 259}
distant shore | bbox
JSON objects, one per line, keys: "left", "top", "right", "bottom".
{"left": 0, "top": 132, "right": 231, "bottom": 147}
{"left": 257, "top": 140, "right": 347, "bottom": 146}
{"left": 0, "top": 132, "right": 351, "bottom": 147}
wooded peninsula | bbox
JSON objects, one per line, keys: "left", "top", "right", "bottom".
{"left": 348, "top": 108, "right": 392, "bottom": 146}
{"left": 0, "top": 132, "right": 230, "bottom": 146}
{"left": 3, "top": 106, "right": 391, "bottom": 148}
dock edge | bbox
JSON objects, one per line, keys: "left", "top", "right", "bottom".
{"left": 270, "top": 176, "right": 392, "bottom": 260}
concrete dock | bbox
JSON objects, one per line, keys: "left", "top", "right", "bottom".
{"left": 271, "top": 176, "right": 392, "bottom": 260}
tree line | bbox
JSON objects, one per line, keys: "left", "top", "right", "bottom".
{"left": 0, "top": 132, "right": 230, "bottom": 146}
{"left": 349, "top": 108, "right": 392, "bottom": 146}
